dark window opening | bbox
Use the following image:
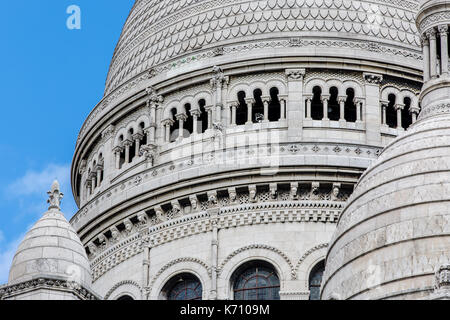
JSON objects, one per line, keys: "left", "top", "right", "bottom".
{"left": 269, "top": 87, "right": 281, "bottom": 122}
{"left": 311, "top": 86, "right": 324, "bottom": 120}
{"left": 236, "top": 91, "right": 247, "bottom": 126}
{"left": 328, "top": 87, "right": 340, "bottom": 121}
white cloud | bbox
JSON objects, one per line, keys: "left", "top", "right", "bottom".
{"left": 7, "top": 164, "right": 71, "bottom": 196}
{"left": 5, "top": 163, "right": 78, "bottom": 218}
{"left": 0, "top": 235, "right": 23, "bottom": 285}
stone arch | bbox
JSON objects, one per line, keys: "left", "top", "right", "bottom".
{"left": 149, "top": 258, "right": 211, "bottom": 300}
{"left": 304, "top": 78, "right": 327, "bottom": 94}
{"left": 326, "top": 79, "right": 343, "bottom": 94}
{"left": 399, "top": 90, "right": 419, "bottom": 109}
{"left": 249, "top": 81, "right": 268, "bottom": 96}
{"left": 135, "top": 114, "right": 151, "bottom": 130}
{"left": 162, "top": 101, "right": 181, "bottom": 120}
{"left": 228, "top": 83, "right": 251, "bottom": 101}
{"left": 193, "top": 91, "right": 213, "bottom": 107}
{"left": 295, "top": 243, "right": 328, "bottom": 290}
{"left": 217, "top": 245, "right": 294, "bottom": 300}
{"left": 266, "top": 79, "right": 287, "bottom": 95}
{"left": 114, "top": 128, "right": 127, "bottom": 146}
{"left": 342, "top": 80, "right": 363, "bottom": 98}
{"left": 381, "top": 86, "right": 401, "bottom": 102}
{"left": 104, "top": 280, "right": 142, "bottom": 300}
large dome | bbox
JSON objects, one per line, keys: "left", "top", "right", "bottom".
{"left": 105, "top": 0, "right": 422, "bottom": 95}
{"left": 321, "top": 111, "right": 450, "bottom": 300}
{"left": 9, "top": 182, "right": 92, "bottom": 289}
{"left": 321, "top": 0, "right": 450, "bottom": 299}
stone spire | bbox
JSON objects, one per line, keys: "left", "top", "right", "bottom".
{"left": 47, "top": 180, "right": 63, "bottom": 210}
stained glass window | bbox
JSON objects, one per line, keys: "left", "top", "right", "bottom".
{"left": 233, "top": 263, "right": 280, "bottom": 300}
{"left": 167, "top": 274, "right": 203, "bottom": 301}
{"left": 309, "top": 261, "right": 325, "bottom": 300}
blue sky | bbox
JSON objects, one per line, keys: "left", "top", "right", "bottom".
{"left": 0, "top": 1, "right": 134, "bottom": 283}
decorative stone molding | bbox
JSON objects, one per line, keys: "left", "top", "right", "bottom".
{"left": 217, "top": 244, "right": 295, "bottom": 279}
{"left": 0, "top": 278, "right": 99, "bottom": 300}
{"left": 418, "top": 103, "right": 450, "bottom": 121}
{"left": 104, "top": 280, "right": 141, "bottom": 300}
{"left": 294, "top": 243, "right": 329, "bottom": 276}
{"left": 286, "top": 69, "right": 306, "bottom": 81}
{"left": 148, "top": 257, "right": 211, "bottom": 291}
{"left": 364, "top": 73, "right": 383, "bottom": 85}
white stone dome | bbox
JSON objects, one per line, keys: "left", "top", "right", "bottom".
{"left": 321, "top": 113, "right": 450, "bottom": 299}
{"left": 105, "top": 0, "right": 422, "bottom": 95}
{"left": 8, "top": 182, "right": 92, "bottom": 289}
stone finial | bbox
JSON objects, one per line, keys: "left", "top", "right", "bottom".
{"left": 47, "top": 180, "right": 64, "bottom": 210}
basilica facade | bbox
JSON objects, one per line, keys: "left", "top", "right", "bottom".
{"left": 1, "top": 0, "right": 449, "bottom": 300}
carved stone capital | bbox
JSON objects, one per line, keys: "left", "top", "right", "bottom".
{"left": 102, "top": 125, "right": 115, "bottom": 140}
{"left": 285, "top": 68, "right": 306, "bottom": 81}
{"left": 245, "top": 98, "right": 256, "bottom": 105}
{"left": 364, "top": 73, "right": 383, "bottom": 85}
{"left": 175, "top": 113, "right": 188, "bottom": 121}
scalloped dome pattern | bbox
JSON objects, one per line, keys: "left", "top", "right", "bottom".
{"left": 104, "top": 0, "right": 421, "bottom": 95}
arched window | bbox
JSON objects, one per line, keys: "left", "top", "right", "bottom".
{"left": 232, "top": 261, "right": 280, "bottom": 300}
{"left": 198, "top": 99, "right": 208, "bottom": 133}
{"left": 92, "top": 161, "right": 97, "bottom": 189}
{"left": 309, "top": 260, "right": 325, "bottom": 300}
{"left": 98, "top": 153, "right": 104, "bottom": 185}
{"left": 139, "top": 122, "right": 147, "bottom": 145}
{"left": 117, "top": 295, "right": 134, "bottom": 301}
{"left": 169, "top": 108, "right": 179, "bottom": 142}
{"left": 386, "top": 94, "right": 397, "bottom": 128}
{"left": 253, "top": 89, "right": 264, "bottom": 123}
{"left": 311, "top": 86, "right": 324, "bottom": 120}
{"left": 184, "top": 103, "right": 194, "bottom": 136}
{"left": 236, "top": 91, "right": 247, "bottom": 126}
{"left": 345, "top": 88, "right": 357, "bottom": 122}
{"left": 128, "top": 128, "right": 135, "bottom": 163}
{"left": 162, "top": 273, "right": 203, "bottom": 301}
{"left": 118, "top": 135, "right": 125, "bottom": 169}
{"left": 328, "top": 87, "right": 340, "bottom": 121}
{"left": 269, "top": 87, "right": 281, "bottom": 122}
{"left": 402, "top": 97, "right": 413, "bottom": 130}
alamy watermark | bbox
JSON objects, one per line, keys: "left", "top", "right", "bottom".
{"left": 66, "top": 5, "right": 81, "bottom": 30}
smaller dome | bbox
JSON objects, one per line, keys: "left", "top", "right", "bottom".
{"left": 8, "top": 181, "right": 92, "bottom": 288}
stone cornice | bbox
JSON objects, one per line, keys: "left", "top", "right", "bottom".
{"left": 0, "top": 278, "right": 99, "bottom": 300}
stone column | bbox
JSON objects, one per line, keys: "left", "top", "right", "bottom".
{"left": 285, "top": 69, "right": 305, "bottom": 141}
{"left": 91, "top": 173, "right": 97, "bottom": 191}
{"left": 338, "top": 96, "right": 346, "bottom": 122}
{"left": 356, "top": 100, "right": 363, "bottom": 122}
{"left": 85, "top": 180, "right": 92, "bottom": 197}
{"left": 230, "top": 102, "right": 238, "bottom": 126}
{"left": 96, "top": 164, "right": 103, "bottom": 187}
{"left": 279, "top": 95, "right": 287, "bottom": 120}
{"left": 162, "top": 119, "right": 174, "bottom": 142}
{"left": 206, "top": 106, "right": 214, "bottom": 129}
{"left": 262, "top": 96, "right": 270, "bottom": 122}
{"left": 191, "top": 109, "right": 201, "bottom": 134}
{"left": 113, "top": 146, "right": 123, "bottom": 170}
{"left": 395, "top": 104, "right": 405, "bottom": 129}
{"left": 322, "top": 95, "right": 330, "bottom": 121}
{"left": 123, "top": 140, "right": 133, "bottom": 163}
{"left": 245, "top": 98, "right": 255, "bottom": 124}
{"left": 208, "top": 209, "right": 219, "bottom": 300}
{"left": 305, "top": 95, "right": 312, "bottom": 120}
{"left": 363, "top": 73, "right": 383, "bottom": 144}
{"left": 176, "top": 113, "right": 188, "bottom": 139}
{"left": 422, "top": 34, "right": 431, "bottom": 82}
{"left": 133, "top": 133, "right": 144, "bottom": 158}
{"left": 101, "top": 125, "right": 115, "bottom": 183}
{"left": 439, "top": 25, "right": 449, "bottom": 76}
{"left": 429, "top": 29, "right": 438, "bottom": 78}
